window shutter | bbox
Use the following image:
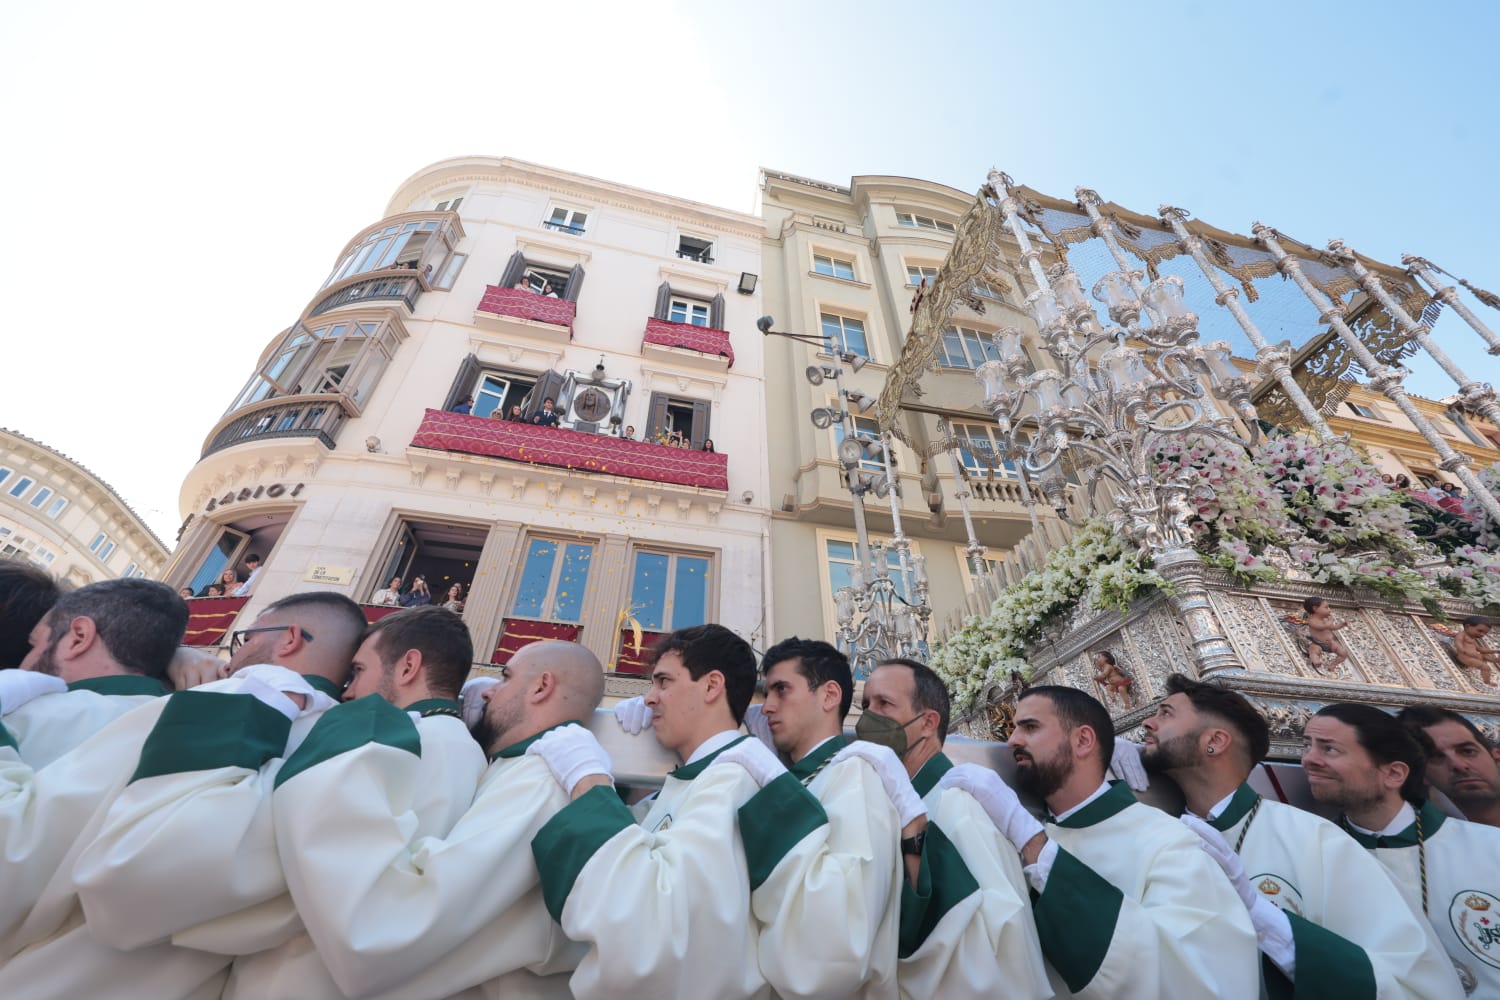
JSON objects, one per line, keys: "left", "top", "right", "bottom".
{"left": 646, "top": 392, "right": 669, "bottom": 441}
{"left": 442, "top": 354, "right": 481, "bottom": 411}
{"left": 709, "top": 292, "right": 725, "bottom": 331}
{"left": 565, "top": 263, "right": 587, "bottom": 303}
{"left": 500, "top": 250, "right": 526, "bottom": 288}
{"left": 654, "top": 281, "right": 672, "bottom": 321}
{"left": 689, "top": 399, "right": 712, "bottom": 449}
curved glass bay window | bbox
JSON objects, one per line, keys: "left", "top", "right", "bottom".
{"left": 322, "top": 213, "right": 463, "bottom": 289}
{"left": 229, "top": 316, "right": 405, "bottom": 414}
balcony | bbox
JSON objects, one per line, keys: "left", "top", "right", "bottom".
{"left": 202, "top": 395, "right": 349, "bottom": 459}
{"left": 474, "top": 285, "right": 575, "bottom": 342}
{"left": 309, "top": 271, "right": 424, "bottom": 317}
{"left": 492, "top": 618, "right": 583, "bottom": 664}
{"left": 410, "top": 409, "right": 729, "bottom": 491}
{"left": 183, "top": 596, "right": 250, "bottom": 646}
{"left": 641, "top": 317, "right": 734, "bottom": 370}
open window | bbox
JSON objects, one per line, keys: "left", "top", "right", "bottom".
{"left": 182, "top": 513, "right": 291, "bottom": 596}
{"left": 676, "top": 235, "right": 714, "bottom": 264}
{"left": 645, "top": 392, "right": 711, "bottom": 448}
{"left": 441, "top": 355, "right": 540, "bottom": 419}
{"left": 498, "top": 250, "right": 585, "bottom": 302}
{"left": 543, "top": 205, "right": 589, "bottom": 236}
{"left": 653, "top": 281, "right": 725, "bottom": 329}
{"left": 373, "top": 519, "right": 488, "bottom": 603}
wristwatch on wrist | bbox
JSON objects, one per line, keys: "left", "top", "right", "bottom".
{"left": 901, "top": 830, "right": 927, "bottom": 857}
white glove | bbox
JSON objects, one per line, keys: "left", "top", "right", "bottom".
{"left": 1109, "top": 739, "right": 1150, "bottom": 791}
{"left": 460, "top": 677, "right": 498, "bottom": 731}
{"left": 743, "top": 703, "right": 774, "bottom": 750}
{"left": 831, "top": 740, "right": 928, "bottom": 828}
{"left": 717, "top": 736, "right": 787, "bottom": 789}
{"left": 0, "top": 670, "right": 67, "bottom": 714}
{"left": 168, "top": 648, "right": 230, "bottom": 690}
{"left": 527, "top": 723, "right": 613, "bottom": 796}
{"left": 222, "top": 663, "right": 337, "bottom": 718}
{"left": 1181, "top": 814, "right": 1295, "bottom": 968}
{"left": 939, "top": 762, "right": 1045, "bottom": 852}
{"left": 613, "top": 695, "right": 653, "bottom": 735}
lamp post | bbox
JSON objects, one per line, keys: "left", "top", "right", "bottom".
{"left": 970, "top": 173, "right": 1244, "bottom": 675}
{"left": 758, "top": 316, "right": 931, "bottom": 675}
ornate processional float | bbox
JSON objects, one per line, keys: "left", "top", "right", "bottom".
{"left": 873, "top": 170, "right": 1500, "bottom": 757}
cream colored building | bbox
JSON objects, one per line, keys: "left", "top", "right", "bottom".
{"left": 0, "top": 428, "right": 169, "bottom": 586}
{"left": 757, "top": 170, "right": 1060, "bottom": 658}
{"left": 163, "top": 157, "right": 771, "bottom": 673}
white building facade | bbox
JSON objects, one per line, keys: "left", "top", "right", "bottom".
{"left": 0, "top": 428, "right": 169, "bottom": 586}
{"left": 164, "top": 157, "right": 771, "bottom": 672}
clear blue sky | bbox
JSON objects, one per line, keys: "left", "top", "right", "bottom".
{"left": 3, "top": 0, "right": 1497, "bottom": 539}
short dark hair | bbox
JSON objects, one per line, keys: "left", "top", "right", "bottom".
{"left": 366, "top": 606, "right": 473, "bottom": 699}
{"left": 1463, "top": 614, "right": 1490, "bottom": 627}
{"left": 647, "top": 623, "right": 755, "bottom": 724}
{"left": 0, "top": 558, "right": 63, "bottom": 669}
{"left": 1163, "top": 673, "right": 1270, "bottom": 764}
{"left": 1314, "top": 703, "right": 1428, "bottom": 804}
{"left": 1302, "top": 596, "right": 1327, "bottom": 614}
{"left": 762, "top": 637, "right": 853, "bottom": 721}
{"left": 1397, "top": 704, "right": 1494, "bottom": 752}
{"left": 46, "top": 579, "right": 187, "bottom": 679}
{"left": 1020, "top": 685, "right": 1115, "bottom": 768}
{"left": 261, "top": 591, "right": 369, "bottom": 668}
{"left": 878, "top": 657, "right": 951, "bottom": 746}
{"left": 245, "top": 553, "right": 261, "bottom": 565}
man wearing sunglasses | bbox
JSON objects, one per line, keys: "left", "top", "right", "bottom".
{"left": 8, "top": 592, "right": 366, "bottom": 999}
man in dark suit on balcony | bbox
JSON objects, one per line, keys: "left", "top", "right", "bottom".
{"left": 531, "top": 398, "right": 560, "bottom": 428}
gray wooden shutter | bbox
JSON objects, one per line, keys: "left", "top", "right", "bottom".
{"left": 499, "top": 250, "right": 526, "bottom": 288}
{"left": 442, "top": 354, "right": 480, "bottom": 411}
{"left": 689, "top": 399, "right": 712, "bottom": 449}
{"left": 654, "top": 281, "right": 672, "bottom": 321}
{"left": 646, "top": 392, "right": 670, "bottom": 441}
{"left": 526, "top": 371, "right": 567, "bottom": 419}
{"left": 564, "top": 263, "right": 586, "bottom": 303}
{"left": 709, "top": 292, "right": 725, "bottom": 330}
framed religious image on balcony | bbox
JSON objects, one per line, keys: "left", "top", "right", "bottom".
{"left": 510, "top": 537, "right": 595, "bottom": 624}
{"left": 645, "top": 392, "right": 711, "bottom": 449}
{"left": 629, "top": 548, "right": 714, "bottom": 632}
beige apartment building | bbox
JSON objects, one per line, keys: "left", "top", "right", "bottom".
{"left": 0, "top": 428, "right": 169, "bottom": 586}
{"left": 162, "top": 157, "right": 771, "bottom": 674}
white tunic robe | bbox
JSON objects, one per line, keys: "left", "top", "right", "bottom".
{"left": 896, "top": 752, "right": 1051, "bottom": 1000}
{"left": 2, "top": 675, "right": 168, "bottom": 769}
{"left": 1032, "top": 781, "right": 1260, "bottom": 999}
{"left": 1349, "top": 800, "right": 1500, "bottom": 997}
{"left": 532, "top": 732, "right": 825, "bottom": 1000}
{"left": 1209, "top": 783, "right": 1463, "bottom": 999}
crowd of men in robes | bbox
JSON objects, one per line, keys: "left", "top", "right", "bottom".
{"left": 1, "top": 557, "right": 1499, "bottom": 998}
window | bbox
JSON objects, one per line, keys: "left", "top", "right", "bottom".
{"left": 1346, "top": 402, "right": 1382, "bottom": 419}
{"left": 669, "top": 297, "right": 711, "bottom": 327}
{"left": 629, "top": 550, "right": 712, "bottom": 630}
{"left": 974, "top": 279, "right": 1004, "bottom": 302}
{"left": 45, "top": 496, "right": 67, "bottom": 518}
{"left": 0, "top": 467, "right": 11, "bottom": 488}
{"left": 323, "top": 216, "right": 459, "bottom": 289}
{"left": 957, "top": 549, "right": 1004, "bottom": 593}
{"left": 895, "top": 211, "right": 956, "bottom": 234}
{"left": 907, "top": 264, "right": 939, "bottom": 287}
{"left": 645, "top": 393, "right": 711, "bottom": 448}
{"left": 7, "top": 476, "right": 35, "bottom": 499}
{"left": 498, "top": 251, "right": 585, "bottom": 302}
{"left": 470, "top": 370, "right": 537, "bottom": 420}
{"left": 821, "top": 312, "right": 869, "bottom": 358}
{"left": 123, "top": 562, "right": 137, "bottom": 578}
{"left": 544, "top": 205, "right": 589, "bottom": 236}
{"left": 951, "top": 422, "right": 1018, "bottom": 477}
{"left": 435, "top": 197, "right": 464, "bottom": 212}
{"left": 511, "top": 538, "right": 594, "bottom": 623}
{"left": 27, "top": 487, "right": 52, "bottom": 509}
{"left": 814, "top": 254, "right": 856, "bottom": 281}
{"left": 227, "top": 317, "right": 404, "bottom": 413}
{"left": 939, "top": 326, "right": 1000, "bottom": 369}
{"left": 677, "top": 235, "right": 714, "bottom": 264}
{"left": 432, "top": 253, "right": 467, "bottom": 290}
{"left": 824, "top": 538, "right": 914, "bottom": 603}
{"left": 98, "top": 539, "right": 116, "bottom": 561}
{"left": 833, "top": 414, "right": 885, "bottom": 472}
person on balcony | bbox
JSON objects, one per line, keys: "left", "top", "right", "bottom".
{"left": 205, "top": 583, "right": 225, "bottom": 598}
{"left": 400, "top": 575, "right": 432, "bottom": 608}
{"left": 232, "top": 554, "right": 262, "bottom": 597}
{"left": 504, "top": 404, "right": 526, "bottom": 422}
{"left": 372, "top": 575, "right": 403, "bottom": 606}
{"left": 621, "top": 424, "right": 636, "bottom": 440}
{"left": 541, "top": 281, "right": 559, "bottom": 299}
{"left": 178, "top": 587, "right": 194, "bottom": 599}
{"left": 531, "top": 398, "right": 560, "bottom": 428}
{"left": 1141, "top": 675, "right": 1464, "bottom": 999}
{"left": 701, "top": 438, "right": 716, "bottom": 453}
{"left": 450, "top": 396, "right": 474, "bottom": 415}
{"left": 441, "top": 582, "right": 465, "bottom": 614}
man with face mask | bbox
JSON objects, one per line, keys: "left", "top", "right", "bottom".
{"left": 941, "top": 685, "right": 1259, "bottom": 999}
{"left": 862, "top": 658, "right": 1051, "bottom": 999}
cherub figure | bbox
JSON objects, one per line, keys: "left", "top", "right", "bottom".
{"left": 1454, "top": 615, "right": 1500, "bottom": 688}
{"left": 1301, "top": 597, "right": 1350, "bottom": 673}
{"left": 1091, "top": 650, "right": 1135, "bottom": 708}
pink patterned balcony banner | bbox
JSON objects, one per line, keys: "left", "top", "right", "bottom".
{"left": 411, "top": 409, "right": 729, "bottom": 490}
{"left": 642, "top": 316, "right": 734, "bottom": 367}
{"left": 476, "top": 285, "right": 576, "bottom": 333}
